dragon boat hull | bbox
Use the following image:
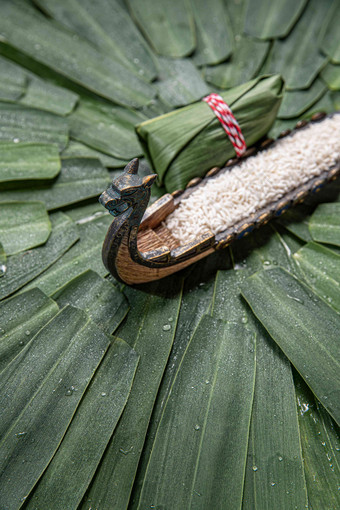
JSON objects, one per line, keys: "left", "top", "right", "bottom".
{"left": 100, "top": 112, "right": 340, "bottom": 285}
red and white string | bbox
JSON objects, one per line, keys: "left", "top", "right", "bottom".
{"left": 202, "top": 93, "right": 247, "bottom": 157}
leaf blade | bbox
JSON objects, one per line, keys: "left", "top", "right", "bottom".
{"left": 0, "top": 142, "right": 60, "bottom": 183}
{"left": 0, "top": 212, "right": 79, "bottom": 300}
{"left": 0, "top": 306, "right": 110, "bottom": 509}
{"left": 0, "top": 158, "right": 110, "bottom": 211}
{"left": 52, "top": 269, "right": 128, "bottom": 334}
{"left": 34, "top": 0, "right": 157, "bottom": 81}
{"left": 309, "top": 203, "right": 340, "bottom": 246}
{"left": 0, "top": 0, "right": 155, "bottom": 107}
{"left": 261, "top": 0, "right": 332, "bottom": 89}
{"left": 0, "top": 288, "right": 59, "bottom": 372}
{"left": 0, "top": 102, "right": 69, "bottom": 150}
{"left": 294, "top": 373, "right": 340, "bottom": 509}
{"left": 0, "top": 55, "right": 26, "bottom": 101}
{"left": 293, "top": 242, "right": 340, "bottom": 313}
{"left": 244, "top": 0, "right": 308, "bottom": 39}
{"left": 80, "top": 278, "right": 183, "bottom": 510}
{"left": 26, "top": 337, "right": 139, "bottom": 510}
{"left": 23, "top": 215, "right": 112, "bottom": 297}
{"left": 126, "top": 0, "right": 195, "bottom": 58}
{"left": 136, "top": 316, "right": 256, "bottom": 510}
{"left": 20, "top": 75, "right": 78, "bottom": 116}
{"left": 0, "top": 201, "right": 51, "bottom": 255}
{"left": 191, "top": 0, "right": 233, "bottom": 66}
{"left": 241, "top": 267, "right": 340, "bottom": 425}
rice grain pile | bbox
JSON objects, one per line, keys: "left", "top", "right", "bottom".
{"left": 165, "top": 115, "right": 340, "bottom": 243}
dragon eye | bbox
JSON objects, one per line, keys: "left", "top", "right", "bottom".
{"left": 123, "top": 189, "right": 136, "bottom": 196}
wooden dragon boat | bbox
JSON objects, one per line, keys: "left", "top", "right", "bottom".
{"left": 99, "top": 112, "right": 340, "bottom": 284}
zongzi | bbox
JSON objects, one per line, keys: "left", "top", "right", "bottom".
{"left": 136, "top": 74, "right": 284, "bottom": 192}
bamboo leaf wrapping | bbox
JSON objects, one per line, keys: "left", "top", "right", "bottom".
{"left": 136, "top": 75, "right": 284, "bottom": 192}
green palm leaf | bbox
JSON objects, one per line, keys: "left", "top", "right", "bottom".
{"left": 0, "top": 306, "right": 110, "bottom": 508}
{"left": 244, "top": 0, "right": 308, "bottom": 39}
{"left": 309, "top": 203, "right": 340, "bottom": 246}
{"left": 0, "top": 288, "right": 58, "bottom": 371}
{"left": 0, "top": 212, "right": 79, "bottom": 300}
{"left": 241, "top": 267, "right": 340, "bottom": 425}
{"left": 0, "top": 142, "right": 60, "bottom": 183}
{"left": 25, "top": 338, "right": 139, "bottom": 510}
{"left": 137, "top": 317, "right": 256, "bottom": 510}
{"left": 0, "top": 1, "right": 339, "bottom": 508}
{"left": 0, "top": 201, "right": 51, "bottom": 255}
{"left": 126, "top": 0, "right": 195, "bottom": 58}
{"left": 0, "top": 158, "right": 110, "bottom": 210}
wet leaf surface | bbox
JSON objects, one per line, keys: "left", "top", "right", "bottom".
{"left": 0, "top": 212, "right": 79, "bottom": 300}
{"left": 0, "top": 158, "right": 110, "bottom": 210}
{"left": 0, "top": 305, "right": 110, "bottom": 509}
{"left": 25, "top": 337, "right": 139, "bottom": 510}
{"left": 0, "top": 201, "right": 51, "bottom": 255}
{"left": 241, "top": 267, "right": 340, "bottom": 425}
{"left": 0, "top": 142, "right": 60, "bottom": 183}
{"left": 53, "top": 269, "right": 128, "bottom": 335}
{"left": 0, "top": 288, "right": 58, "bottom": 372}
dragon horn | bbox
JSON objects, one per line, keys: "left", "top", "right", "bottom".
{"left": 124, "top": 158, "right": 139, "bottom": 175}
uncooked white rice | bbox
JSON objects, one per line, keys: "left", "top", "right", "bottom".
{"left": 165, "top": 115, "right": 340, "bottom": 243}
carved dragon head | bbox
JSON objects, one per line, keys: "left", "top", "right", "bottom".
{"left": 99, "top": 158, "right": 157, "bottom": 217}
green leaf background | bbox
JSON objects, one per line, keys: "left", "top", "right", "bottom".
{"left": 0, "top": 1, "right": 339, "bottom": 509}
